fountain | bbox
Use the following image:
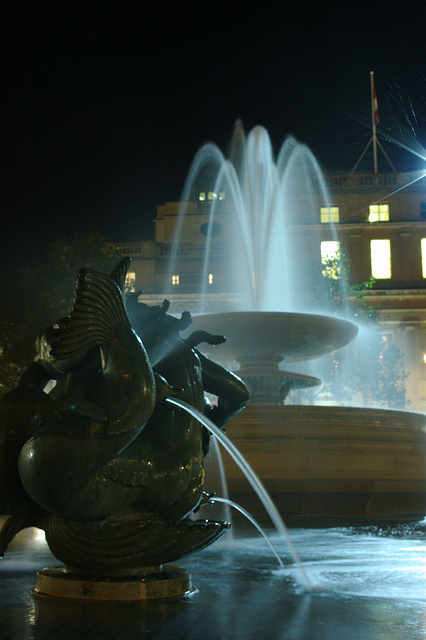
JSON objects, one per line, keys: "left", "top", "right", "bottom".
{"left": 176, "top": 123, "right": 426, "bottom": 523}
{"left": 2, "top": 132, "right": 426, "bottom": 636}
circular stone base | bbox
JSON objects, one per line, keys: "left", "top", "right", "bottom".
{"left": 31, "top": 565, "right": 194, "bottom": 601}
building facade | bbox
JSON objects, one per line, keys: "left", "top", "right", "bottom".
{"left": 114, "top": 170, "right": 426, "bottom": 411}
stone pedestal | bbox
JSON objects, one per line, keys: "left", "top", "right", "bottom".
{"left": 32, "top": 565, "right": 194, "bottom": 601}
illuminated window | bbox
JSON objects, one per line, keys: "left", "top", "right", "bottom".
{"left": 208, "top": 192, "right": 217, "bottom": 202}
{"left": 125, "top": 271, "right": 136, "bottom": 293}
{"left": 199, "top": 192, "right": 206, "bottom": 201}
{"left": 320, "top": 206, "right": 339, "bottom": 223}
{"left": 371, "top": 240, "right": 391, "bottom": 278}
{"left": 321, "top": 241, "right": 340, "bottom": 278}
{"left": 171, "top": 274, "right": 180, "bottom": 286}
{"left": 219, "top": 192, "right": 225, "bottom": 200}
{"left": 369, "top": 204, "right": 389, "bottom": 222}
{"left": 421, "top": 239, "right": 426, "bottom": 277}
{"left": 208, "top": 273, "right": 214, "bottom": 285}
{"left": 321, "top": 241, "right": 340, "bottom": 261}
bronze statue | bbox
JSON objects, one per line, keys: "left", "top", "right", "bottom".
{"left": 0, "top": 259, "right": 249, "bottom": 574}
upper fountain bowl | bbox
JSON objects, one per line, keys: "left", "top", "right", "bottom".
{"left": 189, "top": 312, "right": 358, "bottom": 363}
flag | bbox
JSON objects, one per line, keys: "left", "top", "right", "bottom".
{"left": 372, "top": 74, "right": 379, "bottom": 126}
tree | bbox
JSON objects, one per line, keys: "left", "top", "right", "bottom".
{"left": 294, "top": 250, "right": 408, "bottom": 410}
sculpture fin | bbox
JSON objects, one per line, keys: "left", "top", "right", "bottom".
{"left": 0, "top": 508, "right": 45, "bottom": 557}
{"left": 185, "top": 330, "right": 226, "bottom": 349}
{"left": 109, "top": 257, "right": 132, "bottom": 292}
{"left": 50, "top": 268, "right": 131, "bottom": 361}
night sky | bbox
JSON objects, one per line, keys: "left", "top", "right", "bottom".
{"left": 3, "top": 1, "right": 426, "bottom": 271}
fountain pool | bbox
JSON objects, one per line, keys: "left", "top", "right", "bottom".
{"left": 2, "top": 518, "right": 426, "bottom": 639}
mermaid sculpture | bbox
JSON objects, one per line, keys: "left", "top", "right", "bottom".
{"left": 0, "top": 258, "right": 249, "bottom": 574}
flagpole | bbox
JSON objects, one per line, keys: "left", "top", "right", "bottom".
{"left": 370, "top": 71, "right": 378, "bottom": 174}
{"left": 353, "top": 72, "right": 395, "bottom": 173}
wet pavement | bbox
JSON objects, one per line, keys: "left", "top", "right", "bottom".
{"left": 2, "top": 519, "right": 426, "bottom": 639}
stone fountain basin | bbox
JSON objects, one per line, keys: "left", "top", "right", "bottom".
{"left": 189, "top": 311, "right": 358, "bottom": 362}
{"left": 223, "top": 404, "right": 426, "bottom": 522}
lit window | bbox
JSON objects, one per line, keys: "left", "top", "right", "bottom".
{"left": 172, "top": 274, "right": 180, "bottom": 286}
{"left": 321, "top": 241, "right": 340, "bottom": 278}
{"left": 421, "top": 239, "right": 426, "bottom": 277}
{"left": 371, "top": 240, "right": 391, "bottom": 278}
{"left": 321, "top": 241, "right": 340, "bottom": 262}
{"left": 320, "top": 207, "right": 339, "bottom": 223}
{"left": 125, "top": 271, "right": 136, "bottom": 293}
{"left": 208, "top": 273, "right": 214, "bottom": 285}
{"left": 219, "top": 192, "right": 225, "bottom": 200}
{"left": 208, "top": 192, "right": 217, "bottom": 201}
{"left": 199, "top": 192, "right": 206, "bottom": 201}
{"left": 369, "top": 204, "right": 389, "bottom": 222}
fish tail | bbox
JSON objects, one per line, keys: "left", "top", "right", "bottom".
{"left": 109, "top": 257, "right": 132, "bottom": 292}
{"left": 51, "top": 268, "right": 131, "bottom": 361}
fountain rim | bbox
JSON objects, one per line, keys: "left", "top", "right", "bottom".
{"left": 192, "top": 310, "right": 357, "bottom": 324}
{"left": 188, "top": 310, "right": 358, "bottom": 363}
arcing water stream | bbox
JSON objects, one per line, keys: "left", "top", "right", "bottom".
{"left": 165, "top": 397, "right": 313, "bottom": 591}
{"left": 203, "top": 495, "right": 285, "bottom": 570}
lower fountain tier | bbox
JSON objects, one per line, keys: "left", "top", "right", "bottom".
{"left": 238, "top": 370, "right": 321, "bottom": 403}
{"left": 223, "top": 404, "right": 426, "bottom": 523}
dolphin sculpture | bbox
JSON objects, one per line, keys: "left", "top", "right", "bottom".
{"left": 0, "top": 259, "right": 249, "bottom": 572}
